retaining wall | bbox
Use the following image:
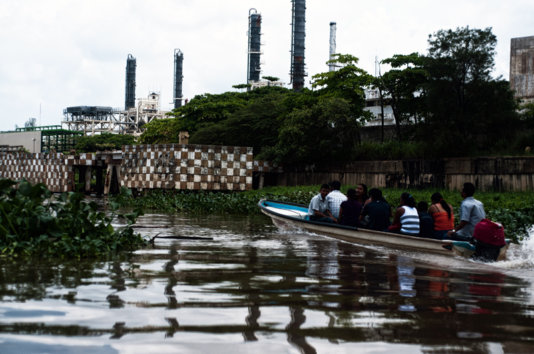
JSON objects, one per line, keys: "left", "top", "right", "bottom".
{"left": 274, "top": 157, "right": 534, "bottom": 192}
{"left": 0, "top": 152, "right": 73, "bottom": 192}
{"left": 120, "top": 144, "right": 253, "bottom": 191}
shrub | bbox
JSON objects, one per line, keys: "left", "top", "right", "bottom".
{"left": 0, "top": 179, "right": 146, "bottom": 258}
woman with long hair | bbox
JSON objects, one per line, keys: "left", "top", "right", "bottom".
{"left": 390, "top": 192, "right": 420, "bottom": 236}
{"left": 428, "top": 192, "right": 455, "bottom": 239}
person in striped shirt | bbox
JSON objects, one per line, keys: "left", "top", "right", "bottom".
{"left": 390, "top": 193, "right": 420, "bottom": 236}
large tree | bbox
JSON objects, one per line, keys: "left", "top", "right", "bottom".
{"left": 378, "top": 53, "right": 427, "bottom": 140}
{"left": 420, "top": 27, "right": 519, "bottom": 155}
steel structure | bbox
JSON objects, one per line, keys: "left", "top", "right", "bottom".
{"left": 62, "top": 106, "right": 136, "bottom": 135}
{"left": 247, "top": 8, "right": 262, "bottom": 84}
{"left": 15, "top": 125, "right": 82, "bottom": 152}
{"left": 125, "top": 54, "right": 136, "bottom": 110}
{"left": 173, "top": 49, "right": 184, "bottom": 109}
{"left": 290, "top": 0, "right": 306, "bottom": 91}
{"left": 63, "top": 91, "right": 169, "bottom": 136}
{"left": 329, "top": 22, "right": 337, "bottom": 72}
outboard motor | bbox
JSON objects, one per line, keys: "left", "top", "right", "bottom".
{"left": 472, "top": 219, "right": 506, "bottom": 262}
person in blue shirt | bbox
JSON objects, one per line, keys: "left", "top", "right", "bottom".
{"left": 308, "top": 184, "right": 335, "bottom": 222}
{"left": 447, "top": 182, "right": 485, "bottom": 241}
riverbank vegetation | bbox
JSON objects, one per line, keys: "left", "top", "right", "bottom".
{"left": 0, "top": 179, "right": 146, "bottom": 259}
{"left": 136, "top": 26, "right": 532, "bottom": 166}
{"left": 114, "top": 186, "right": 534, "bottom": 243}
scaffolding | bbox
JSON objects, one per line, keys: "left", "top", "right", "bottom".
{"left": 62, "top": 106, "right": 136, "bottom": 135}
{"left": 63, "top": 92, "right": 169, "bottom": 136}
{"left": 15, "top": 125, "right": 83, "bottom": 152}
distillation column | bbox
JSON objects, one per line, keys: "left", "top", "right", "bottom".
{"left": 125, "top": 54, "right": 136, "bottom": 110}
{"left": 173, "top": 49, "right": 184, "bottom": 109}
{"left": 247, "top": 8, "right": 262, "bottom": 84}
{"left": 290, "top": 0, "right": 306, "bottom": 91}
{"left": 329, "top": 22, "right": 337, "bottom": 72}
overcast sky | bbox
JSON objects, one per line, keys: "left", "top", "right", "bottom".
{"left": 1, "top": 0, "right": 532, "bottom": 132}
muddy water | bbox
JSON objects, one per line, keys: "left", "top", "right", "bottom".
{"left": 1, "top": 213, "right": 534, "bottom": 353}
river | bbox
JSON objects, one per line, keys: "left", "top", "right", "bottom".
{"left": 1, "top": 212, "right": 534, "bottom": 353}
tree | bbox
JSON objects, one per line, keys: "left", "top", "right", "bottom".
{"left": 265, "top": 96, "right": 362, "bottom": 166}
{"left": 24, "top": 117, "right": 37, "bottom": 128}
{"left": 75, "top": 133, "right": 136, "bottom": 152}
{"left": 232, "top": 83, "right": 250, "bottom": 91}
{"left": 420, "top": 26, "right": 519, "bottom": 155}
{"left": 378, "top": 53, "right": 427, "bottom": 140}
{"left": 311, "top": 54, "right": 374, "bottom": 143}
{"left": 190, "top": 89, "right": 292, "bottom": 154}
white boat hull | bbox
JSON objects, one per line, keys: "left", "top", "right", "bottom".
{"left": 258, "top": 199, "right": 508, "bottom": 259}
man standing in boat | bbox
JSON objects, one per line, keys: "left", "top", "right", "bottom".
{"left": 326, "top": 180, "right": 347, "bottom": 223}
{"left": 308, "top": 184, "right": 336, "bottom": 222}
{"left": 447, "top": 182, "right": 486, "bottom": 241}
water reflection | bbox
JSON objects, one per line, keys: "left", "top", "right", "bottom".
{"left": 1, "top": 213, "right": 534, "bottom": 353}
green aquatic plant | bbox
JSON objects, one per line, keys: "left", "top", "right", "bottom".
{"left": 114, "top": 185, "right": 534, "bottom": 243}
{"left": 0, "top": 179, "right": 146, "bottom": 259}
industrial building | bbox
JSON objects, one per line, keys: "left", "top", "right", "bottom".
{"left": 0, "top": 125, "right": 81, "bottom": 153}
{"left": 510, "top": 36, "right": 534, "bottom": 103}
{"left": 61, "top": 51, "right": 178, "bottom": 136}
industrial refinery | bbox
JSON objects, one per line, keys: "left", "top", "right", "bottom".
{"left": 58, "top": 0, "right": 308, "bottom": 136}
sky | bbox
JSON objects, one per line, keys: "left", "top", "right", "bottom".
{"left": 1, "top": 0, "right": 533, "bottom": 132}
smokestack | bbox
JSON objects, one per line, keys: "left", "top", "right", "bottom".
{"left": 125, "top": 54, "right": 136, "bottom": 110}
{"left": 247, "top": 8, "right": 262, "bottom": 85}
{"left": 329, "top": 22, "right": 337, "bottom": 72}
{"left": 290, "top": 0, "right": 306, "bottom": 91}
{"left": 173, "top": 49, "right": 184, "bottom": 109}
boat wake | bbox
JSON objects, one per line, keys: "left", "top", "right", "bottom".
{"left": 493, "top": 227, "right": 534, "bottom": 272}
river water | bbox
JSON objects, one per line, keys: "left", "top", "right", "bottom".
{"left": 1, "top": 212, "right": 534, "bottom": 353}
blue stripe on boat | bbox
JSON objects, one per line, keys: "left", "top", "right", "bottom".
{"left": 262, "top": 200, "right": 308, "bottom": 213}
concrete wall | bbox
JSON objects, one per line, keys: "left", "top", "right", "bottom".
{"left": 120, "top": 144, "right": 254, "bottom": 191}
{"left": 273, "top": 157, "right": 534, "bottom": 192}
{"left": 0, "top": 152, "right": 73, "bottom": 192}
{"left": 3, "top": 148, "right": 534, "bottom": 192}
{"left": 0, "top": 131, "right": 41, "bottom": 153}
{"left": 510, "top": 36, "right": 534, "bottom": 102}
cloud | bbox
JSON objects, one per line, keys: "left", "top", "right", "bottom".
{"left": 0, "top": 0, "right": 532, "bottom": 131}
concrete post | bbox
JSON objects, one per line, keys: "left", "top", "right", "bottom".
{"left": 85, "top": 167, "right": 92, "bottom": 193}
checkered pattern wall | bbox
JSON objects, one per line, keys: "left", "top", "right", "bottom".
{"left": 65, "top": 153, "right": 97, "bottom": 166}
{"left": 121, "top": 144, "right": 254, "bottom": 191}
{"left": 0, "top": 145, "right": 270, "bottom": 192}
{"left": 0, "top": 152, "right": 74, "bottom": 192}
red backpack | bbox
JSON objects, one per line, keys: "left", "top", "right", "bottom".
{"left": 472, "top": 219, "right": 506, "bottom": 247}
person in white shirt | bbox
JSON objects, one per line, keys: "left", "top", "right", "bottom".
{"left": 326, "top": 180, "right": 347, "bottom": 222}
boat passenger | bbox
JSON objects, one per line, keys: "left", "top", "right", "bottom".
{"left": 339, "top": 188, "right": 362, "bottom": 227}
{"left": 447, "top": 183, "right": 485, "bottom": 242}
{"left": 308, "top": 184, "right": 335, "bottom": 223}
{"left": 360, "top": 188, "right": 391, "bottom": 231}
{"left": 390, "top": 193, "right": 420, "bottom": 236}
{"left": 356, "top": 183, "right": 369, "bottom": 205}
{"left": 417, "top": 201, "right": 434, "bottom": 238}
{"left": 428, "top": 192, "right": 455, "bottom": 240}
{"left": 326, "top": 180, "right": 347, "bottom": 222}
